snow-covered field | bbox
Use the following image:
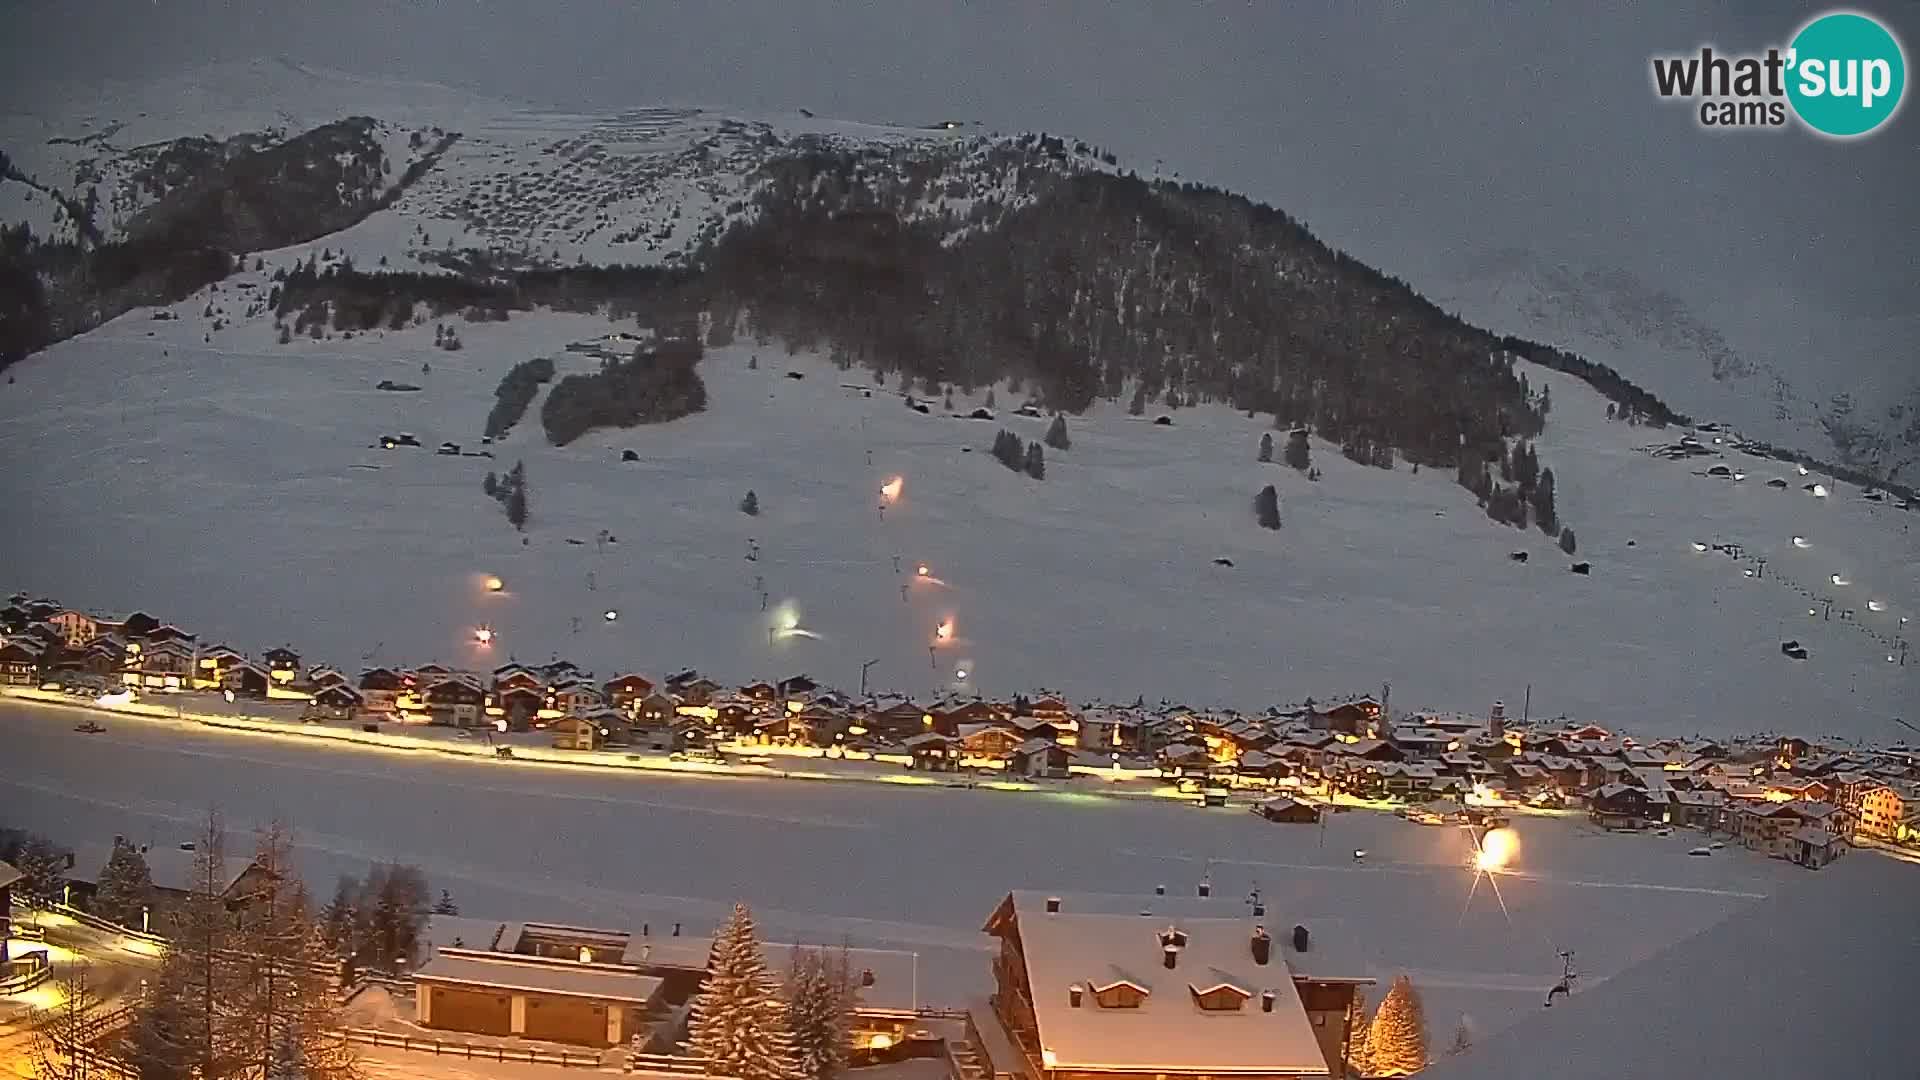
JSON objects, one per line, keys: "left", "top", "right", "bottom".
{"left": 2, "top": 699, "right": 1813, "bottom": 1040}
{"left": 2, "top": 286, "right": 1914, "bottom": 740}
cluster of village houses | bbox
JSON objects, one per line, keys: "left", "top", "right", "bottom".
{"left": 6, "top": 594, "right": 1918, "bottom": 875}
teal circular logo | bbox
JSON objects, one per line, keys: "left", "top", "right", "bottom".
{"left": 1787, "top": 11, "right": 1906, "bottom": 137}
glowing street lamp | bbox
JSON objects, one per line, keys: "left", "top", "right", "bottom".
{"left": 485, "top": 575, "right": 505, "bottom": 593}
{"left": 934, "top": 618, "right": 954, "bottom": 642}
{"left": 880, "top": 476, "right": 904, "bottom": 501}
{"left": 917, "top": 564, "right": 930, "bottom": 578}
{"left": 1830, "top": 573, "right": 1848, "bottom": 587}
{"left": 474, "top": 626, "right": 495, "bottom": 646}
{"left": 604, "top": 609, "right": 619, "bottom": 622}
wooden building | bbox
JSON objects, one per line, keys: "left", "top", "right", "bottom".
{"left": 414, "top": 948, "right": 662, "bottom": 1048}
{"left": 979, "top": 891, "right": 1372, "bottom": 1080}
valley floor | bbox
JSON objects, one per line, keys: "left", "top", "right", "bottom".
{"left": 2, "top": 698, "right": 1833, "bottom": 1043}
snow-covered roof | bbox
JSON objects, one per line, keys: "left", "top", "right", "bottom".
{"left": 1009, "top": 912, "right": 1331, "bottom": 1074}
{"left": 414, "top": 949, "right": 662, "bottom": 1005}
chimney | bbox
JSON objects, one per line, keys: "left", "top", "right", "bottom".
{"left": 1045, "top": 896, "right": 1061, "bottom": 913}
{"left": 1490, "top": 700, "right": 1507, "bottom": 740}
{"left": 1260, "top": 990, "right": 1276, "bottom": 1013}
{"left": 1068, "top": 984, "right": 1084, "bottom": 1008}
{"left": 1162, "top": 943, "right": 1180, "bottom": 969}
{"left": 1197, "top": 881, "right": 1211, "bottom": 899}
{"left": 1251, "top": 926, "right": 1272, "bottom": 966}
{"left": 1292, "top": 925, "right": 1310, "bottom": 953}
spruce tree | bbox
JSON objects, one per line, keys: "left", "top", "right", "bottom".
{"left": 1346, "top": 989, "right": 1373, "bottom": 1078}
{"left": 1447, "top": 1014, "right": 1474, "bottom": 1056}
{"left": 434, "top": 890, "right": 459, "bottom": 916}
{"left": 11, "top": 835, "right": 67, "bottom": 909}
{"left": 1025, "top": 442, "right": 1045, "bottom": 479}
{"left": 740, "top": 490, "right": 760, "bottom": 516}
{"left": 1258, "top": 432, "right": 1274, "bottom": 463}
{"left": 689, "top": 903, "right": 801, "bottom": 1080}
{"left": 785, "top": 946, "right": 853, "bottom": 1080}
{"left": 1128, "top": 384, "right": 1147, "bottom": 416}
{"left": 1366, "top": 975, "right": 1429, "bottom": 1077}
{"left": 1254, "top": 485, "right": 1281, "bottom": 530}
{"left": 482, "top": 471, "right": 498, "bottom": 498}
{"left": 1531, "top": 467, "right": 1558, "bottom": 534}
{"left": 984, "top": 388, "right": 996, "bottom": 409}
{"left": 321, "top": 876, "right": 358, "bottom": 954}
{"left": 1044, "top": 414, "right": 1070, "bottom": 451}
{"left": 1284, "top": 428, "right": 1312, "bottom": 471}
{"left": 506, "top": 481, "right": 528, "bottom": 530}
{"left": 95, "top": 837, "right": 154, "bottom": 926}
{"left": 1559, "top": 527, "right": 1577, "bottom": 555}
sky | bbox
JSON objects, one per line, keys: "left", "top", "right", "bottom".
{"left": 1, "top": 1, "right": 1915, "bottom": 320}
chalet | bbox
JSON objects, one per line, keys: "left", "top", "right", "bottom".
{"left": 1157, "top": 740, "right": 1214, "bottom": 777}
{"left": 546, "top": 680, "right": 605, "bottom": 717}
{"left": 541, "top": 659, "right": 585, "bottom": 683}
{"left": 48, "top": 609, "right": 103, "bottom": 647}
{"left": 709, "top": 698, "right": 755, "bottom": 734}
{"left": 492, "top": 664, "right": 546, "bottom": 694}
{"left": 1588, "top": 783, "right": 1656, "bottom": 829}
{"left": 865, "top": 698, "right": 931, "bottom": 741}
{"left": 133, "top": 638, "right": 197, "bottom": 691}
{"left": 1374, "top": 762, "right": 1438, "bottom": 796}
{"left": 777, "top": 673, "right": 820, "bottom": 698}
{"left": 307, "top": 666, "right": 348, "bottom": 690}
{"left": 979, "top": 891, "right": 1372, "bottom": 1080}
{"left": 1009, "top": 738, "right": 1072, "bottom": 779}
{"left": 788, "top": 703, "right": 845, "bottom": 745}
{"left": 1307, "top": 696, "right": 1381, "bottom": 736}
{"left": 67, "top": 839, "right": 274, "bottom": 930}
{"left": 1790, "top": 827, "right": 1846, "bottom": 869}
{"left": 1333, "top": 738, "right": 1403, "bottom": 763}
{"left": 739, "top": 680, "right": 779, "bottom": 705}
{"left": 601, "top": 673, "right": 655, "bottom": 711}
{"left": 357, "top": 667, "right": 407, "bottom": 711}
{"left": 1732, "top": 802, "right": 1807, "bottom": 857}
{"left": 263, "top": 646, "right": 302, "bottom": 685}
{"left": 140, "top": 624, "right": 196, "bottom": 647}
{"left": 551, "top": 713, "right": 618, "bottom": 751}
{"left": 667, "top": 674, "right": 722, "bottom": 705}
{"left": 629, "top": 690, "right": 678, "bottom": 727}
{"left": 1234, "top": 751, "right": 1294, "bottom": 787}
{"left": 1012, "top": 715, "right": 1074, "bottom": 744}
{"left": 193, "top": 644, "right": 247, "bottom": 688}
{"left": 1253, "top": 796, "right": 1321, "bottom": 824}
{"left": 222, "top": 662, "right": 272, "bottom": 700}
{"left": 424, "top": 676, "right": 487, "bottom": 727}
{"left": 414, "top": 947, "right": 663, "bottom": 1048}
{"left": 1781, "top": 799, "right": 1854, "bottom": 842}
{"left": 491, "top": 686, "right": 545, "bottom": 729}
{"left": 959, "top": 724, "right": 1023, "bottom": 762}
{"left": 1665, "top": 789, "right": 1725, "bottom": 829}
{"left": 1079, "top": 708, "right": 1146, "bottom": 752}
{"left": 903, "top": 732, "right": 962, "bottom": 771}
{"left": 936, "top": 698, "right": 1005, "bottom": 731}
{"left": 1767, "top": 776, "right": 1834, "bottom": 804}
{"left": 0, "top": 638, "right": 45, "bottom": 686}
{"left": 305, "top": 683, "right": 365, "bottom": 722}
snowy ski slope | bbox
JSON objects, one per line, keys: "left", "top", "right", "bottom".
{"left": 1, "top": 280, "right": 1912, "bottom": 742}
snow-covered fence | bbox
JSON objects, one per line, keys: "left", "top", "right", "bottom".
{"left": 343, "top": 1027, "right": 602, "bottom": 1068}
{"left": 51, "top": 901, "right": 168, "bottom": 946}
{"left": 624, "top": 1051, "right": 720, "bottom": 1075}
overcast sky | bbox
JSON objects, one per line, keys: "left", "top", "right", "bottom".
{"left": 3, "top": 1, "right": 1914, "bottom": 318}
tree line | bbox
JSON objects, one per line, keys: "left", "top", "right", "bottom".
{"left": 540, "top": 336, "right": 709, "bottom": 446}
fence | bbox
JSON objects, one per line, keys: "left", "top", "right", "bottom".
{"left": 344, "top": 1028, "right": 602, "bottom": 1068}
{"left": 626, "top": 1051, "right": 726, "bottom": 1075}
{"left": 0, "top": 950, "right": 52, "bottom": 994}
{"left": 50, "top": 901, "right": 169, "bottom": 947}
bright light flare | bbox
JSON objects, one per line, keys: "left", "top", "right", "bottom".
{"left": 473, "top": 626, "right": 495, "bottom": 646}
{"left": 1868, "top": 600, "right": 1886, "bottom": 613}
{"left": 917, "top": 564, "right": 930, "bottom": 577}
{"left": 934, "top": 618, "right": 955, "bottom": 642}
{"left": 880, "top": 476, "right": 904, "bottom": 501}
{"left": 603, "top": 609, "right": 619, "bottom": 621}
{"left": 484, "top": 575, "right": 505, "bottom": 593}
{"left": 1475, "top": 827, "right": 1520, "bottom": 873}
{"left": 1792, "top": 536, "right": 1810, "bottom": 548}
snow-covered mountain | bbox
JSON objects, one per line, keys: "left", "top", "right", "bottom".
{"left": 1429, "top": 248, "right": 1920, "bottom": 484}
{"left": 2, "top": 61, "right": 1914, "bottom": 742}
